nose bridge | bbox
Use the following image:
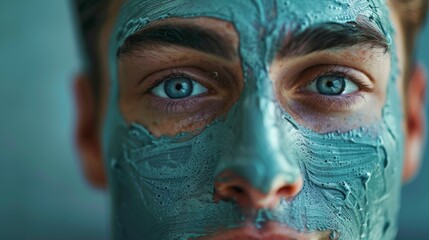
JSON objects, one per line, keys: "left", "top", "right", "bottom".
{"left": 216, "top": 72, "right": 301, "bottom": 194}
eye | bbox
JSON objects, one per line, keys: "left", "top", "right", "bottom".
{"left": 305, "top": 75, "right": 359, "bottom": 95}
{"left": 151, "top": 76, "right": 208, "bottom": 99}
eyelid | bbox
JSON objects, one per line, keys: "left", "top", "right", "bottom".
{"left": 294, "top": 65, "right": 375, "bottom": 93}
{"left": 150, "top": 74, "right": 209, "bottom": 99}
{"left": 282, "top": 65, "right": 375, "bottom": 113}
{"left": 149, "top": 71, "right": 200, "bottom": 93}
{"left": 303, "top": 75, "right": 358, "bottom": 96}
{"left": 140, "top": 67, "right": 223, "bottom": 95}
{"left": 296, "top": 93, "right": 367, "bottom": 112}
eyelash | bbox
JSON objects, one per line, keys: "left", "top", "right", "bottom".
{"left": 296, "top": 67, "right": 373, "bottom": 111}
{"left": 144, "top": 70, "right": 211, "bottom": 114}
{"left": 308, "top": 68, "right": 372, "bottom": 91}
{"left": 144, "top": 66, "right": 371, "bottom": 113}
{"left": 146, "top": 70, "right": 203, "bottom": 93}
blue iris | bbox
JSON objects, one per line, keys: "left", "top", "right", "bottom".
{"left": 164, "top": 77, "right": 193, "bottom": 99}
{"left": 316, "top": 75, "right": 346, "bottom": 95}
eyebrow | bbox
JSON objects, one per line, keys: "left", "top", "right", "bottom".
{"left": 118, "top": 24, "right": 236, "bottom": 60}
{"left": 279, "top": 18, "right": 390, "bottom": 58}
{"left": 118, "top": 18, "right": 389, "bottom": 60}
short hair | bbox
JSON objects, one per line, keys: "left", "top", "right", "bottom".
{"left": 72, "top": 0, "right": 111, "bottom": 100}
{"left": 71, "top": 0, "right": 428, "bottom": 96}
{"left": 392, "top": 0, "right": 429, "bottom": 81}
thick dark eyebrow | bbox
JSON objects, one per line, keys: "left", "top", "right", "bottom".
{"left": 118, "top": 24, "right": 236, "bottom": 60}
{"left": 279, "top": 18, "right": 390, "bottom": 58}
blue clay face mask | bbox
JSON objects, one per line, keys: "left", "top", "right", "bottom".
{"left": 102, "top": 0, "right": 403, "bottom": 239}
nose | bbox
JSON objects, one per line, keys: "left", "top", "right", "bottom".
{"left": 214, "top": 171, "right": 303, "bottom": 209}
{"left": 213, "top": 76, "right": 303, "bottom": 209}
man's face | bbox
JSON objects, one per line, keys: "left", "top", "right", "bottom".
{"left": 97, "top": 0, "right": 406, "bottom": 239}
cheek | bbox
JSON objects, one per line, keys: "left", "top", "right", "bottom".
{"left": 290, "top": 119, "right": 402, "bottom": 236}
{"left": 300, "top": 126, "right": 390, "bottom": 198}
{"left": 108, "top": 119, "right": 244, "bottom": 237}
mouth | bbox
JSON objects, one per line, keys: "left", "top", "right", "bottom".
{"left": 195, "top": 222, "right": 333, "bottom": 240}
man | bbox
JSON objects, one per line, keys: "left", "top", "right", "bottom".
{"left": 73, "top": 0, "right": 428, "bottom": 239}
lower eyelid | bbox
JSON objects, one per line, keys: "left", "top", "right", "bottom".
{"left": 144, "top": 96, "right": 201, "bottom": 114}
{"left": 142, "top": 94, "right": 223, "bottom": 114}
{"left": 294, "top": 92, "right": 367, "bottom": 112}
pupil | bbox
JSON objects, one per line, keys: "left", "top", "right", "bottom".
{"left": 164, "top": 77, "right": 193, "bottom": 99}
{"left": 316, "top": 75, "right": 345, "bottom": 95}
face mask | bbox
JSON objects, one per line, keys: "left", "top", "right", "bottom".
{"left": 102, "top": 0, "right": 403, "bottom": 239}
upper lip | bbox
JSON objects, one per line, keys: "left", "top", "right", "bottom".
{"left": 196, "top": 222, "right": 333, "bottom": 240}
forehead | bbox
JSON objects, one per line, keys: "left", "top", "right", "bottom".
{"left": 114, "top": 0, "right": 392, "bottom": 49}
{"left": 109, "top": 0, "right": 394, "bottom": 77}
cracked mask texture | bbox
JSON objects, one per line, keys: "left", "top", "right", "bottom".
{"left": 102, "top": 0, "right": 403, "bottom": 239}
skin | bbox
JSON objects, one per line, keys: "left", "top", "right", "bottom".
{"left": 118, "top": 18, "right": 244, "bottom": 136}
{"left": 74, "top": 0, "right": 426, "bottom": 239}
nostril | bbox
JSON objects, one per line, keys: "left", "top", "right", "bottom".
{"left": 277, "top": 185, "right": 295, "bottom": 197}
{"left": 276, "top": 180, "right": 302, "bottom": 199}
{"left": 214, "top": 183, "right": 246, "bottom": 198}
{"left": 214, "top": 172, "right": 304, "bottom": 208}
{"left": 231, "top": 186, "right": 245, "bottom": 195}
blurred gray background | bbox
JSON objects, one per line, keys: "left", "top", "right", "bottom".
{"left": 0, "top": 1, "right": 427, "bottom": 239}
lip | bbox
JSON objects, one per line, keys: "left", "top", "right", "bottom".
{"left": 196, "top": 222, "right": 332, "bottom": 240}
